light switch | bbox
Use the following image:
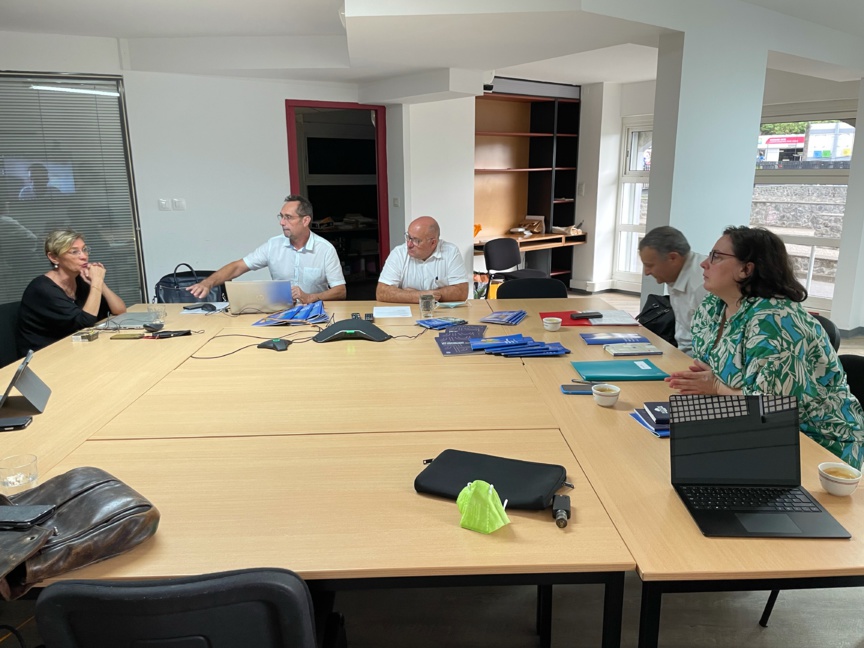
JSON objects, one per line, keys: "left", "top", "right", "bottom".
{"left": 393, "top": 197, "right": 401, "bottom": 208}
{"left": 158, "top": 199, "right": 171, "bottom": 211}
{"left": 172, "top": 198, "right": 187, "bottom": 211}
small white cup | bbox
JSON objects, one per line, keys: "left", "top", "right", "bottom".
{"left": 818, "top": 461, "right": 861, "bottom": 496}
{"left": 591, "top": 383, "right": 620, "bottom": 407}
{"left": 543, "top": 317, "right": 562, "bottom": 331}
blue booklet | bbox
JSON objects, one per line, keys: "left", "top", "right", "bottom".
{"left": 253, "top": 301, "right": 328, "bottom": 326}
{"left": 480, "top": 310, "right": 527, "bottom": 325}
{"left": 434, "top": 337, "right": 475, "bottom": 356}
{"left": 630, "top": 411, "right": 670, "bottom": 438}
{"left": 499, "top": 342, "right": 571, "bottom": 357}
{"left": 570, "top": 358, "right": 669, "bottom": 381}
{"left": 580, "top": 332, "right": 650, "bottom": 345}
{"left": 416, "top": 317, "right": 468, "bottom": 330}
{"left": 442, "top": 324, "right": 487, "bottom": 339}
{"left": 469, "top": 334, "right": 526, "bottom": 351}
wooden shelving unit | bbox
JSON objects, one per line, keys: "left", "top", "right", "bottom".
{"left": 474, "top": 84, "right": 582, "bottom": 283}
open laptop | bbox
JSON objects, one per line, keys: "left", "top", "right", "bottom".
{"left": 0, "top": 350, "right": 51, "bottom": 413}
{"left": 225, "top": 280, "right": 293, "bottom": 314}
{"left": 95, "top": 312, "right": 160, "bottom": 330}
{"left": 670, "top": 394, "right": 850, "bottom": 539}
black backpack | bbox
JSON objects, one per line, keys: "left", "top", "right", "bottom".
{"left": 636, "top": 294, "right": 677, "bottom": 347}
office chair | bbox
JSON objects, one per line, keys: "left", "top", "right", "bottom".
{"left": 839, "top": 354, "right": 864, "bottom": 403}
{"left": 813, "top": 314, "right": 841, "bottom": 351}
{"left": 483, "top": 238, "right": 547, "bottom": 284}
{"left": 760, "top": 353, "right": 863, "bottom": 628}
{"left": 0, "top": 301, "right": 22, "bottom": 368}
{"left": 35, "top": 568, "right": 317, "bottom": 648}
{"left": 495, "top": 278, "right": 568, "bottom": 299}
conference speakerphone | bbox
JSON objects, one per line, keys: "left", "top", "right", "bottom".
{"left": 313, "top": 318, "right": 391, "bottom": 343}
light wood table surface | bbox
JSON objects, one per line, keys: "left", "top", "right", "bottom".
{"left": 45, "top": 428, "right": 634, "bottom": 648}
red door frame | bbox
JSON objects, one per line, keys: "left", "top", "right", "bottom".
{"left": 285, "top": 99, "right": 390, "bottom": 259}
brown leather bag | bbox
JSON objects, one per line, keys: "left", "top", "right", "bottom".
{"left": 0, "top": 467, "right": 160, "bottom": 600}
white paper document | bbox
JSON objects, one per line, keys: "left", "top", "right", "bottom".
{"left": 372, "top": 306, "right": 413, "bottom": 318}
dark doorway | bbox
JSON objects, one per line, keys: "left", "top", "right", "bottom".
{"left": 285, "top": 101, "right": 389, "bottom": 301}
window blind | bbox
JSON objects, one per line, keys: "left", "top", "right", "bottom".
{"left": 0, "top": 75, "right": 144, "bottom": 306}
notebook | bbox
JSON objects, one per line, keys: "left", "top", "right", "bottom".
{"left": 669, "top": 394, "right": 850, "bottom": 539}
{"left": 225, "top": 280, "right": 293, "bottom": 314}
{"left": 570, "top": 359, "right": 669, "bottom": 381}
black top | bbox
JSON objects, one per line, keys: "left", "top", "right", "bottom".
{"left": 16, "top": 275, "right": 109, "bottom": 356}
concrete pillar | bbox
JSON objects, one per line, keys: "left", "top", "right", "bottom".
{"left": 643, "top": 30, "right": 768, "bottom": 302}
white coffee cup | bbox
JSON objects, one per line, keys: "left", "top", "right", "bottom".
{"left": 543, "top": 317, "right": 562, "bottom": 331}
{"left": 591, "top": 383, "right": 620, "bottom": 407}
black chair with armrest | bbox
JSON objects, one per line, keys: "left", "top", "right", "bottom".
{"left": 0, "top": 301, "right": 22, "bottom": 368}
{"left": 495, "top": 278, "right": 568, "bottom": 299}
{"left": 484, "top": 238, "right": 547, "bottom": 285}
{"left": 813, "top": 314, "right": 841, "bottom": 352}
{"left": 35, "top": 568, "right": 318, "bottom": 648}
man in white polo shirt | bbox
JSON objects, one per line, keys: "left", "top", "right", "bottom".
{"left": 638, "top": 226, "right": 707, "bottom": 356}
{"left": 377, "top": 216, "right": 469, "bottom": 303}
{"left": 187, "top": 194, "right": 346, "bottom": 304}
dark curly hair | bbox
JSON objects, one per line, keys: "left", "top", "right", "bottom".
{"left": 723, "top": 226, "right": 807, "bottom": 302}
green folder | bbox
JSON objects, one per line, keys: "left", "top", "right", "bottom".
{"left": 571, "top": 358, "right": 669, "bottom": 381}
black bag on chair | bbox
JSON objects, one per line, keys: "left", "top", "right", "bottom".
{"left": 155, "top": 264, "right": 224, "bottom": 304}
{"left": 637, "top": 294, "right": 677, "bottom": 347}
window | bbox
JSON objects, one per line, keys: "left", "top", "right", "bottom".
{"left": 613, "top": 118, "right": 652, "bottom": 288}
{"left": 751, "top": 117, "right": 855, "bottom": 309}
{"left": 0, "top": 75, "right": 143, "bottom": 305}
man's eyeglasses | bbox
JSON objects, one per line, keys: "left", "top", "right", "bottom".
{"left": 277, "top": 213, "right": 303, "bottom": 222}
{"left": 66, "top": 246, "right": 91, "bottom": 257}
{"left": 405, "top": 233, "right": 432, "bottom": 246}
{"left": 708, "top": 249, "right": 736, "bottom": 264}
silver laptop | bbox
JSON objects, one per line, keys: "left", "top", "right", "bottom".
{"left": 95, "top": 312, "right": 161, "bottom": 330}
{"left": 225, "top": 280, "right": 294, "bottom": 314}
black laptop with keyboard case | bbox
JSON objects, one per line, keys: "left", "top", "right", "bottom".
{"left": 669, "top": 394, "right": 850, "bottom": 539}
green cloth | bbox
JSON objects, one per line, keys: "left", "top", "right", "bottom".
{"left": 456, "top": 480, "right": 510, "bottom": 534}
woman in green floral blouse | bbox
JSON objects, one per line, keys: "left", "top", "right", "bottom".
{"left": 667, "top": 226, "right": 864, "bottom": 469}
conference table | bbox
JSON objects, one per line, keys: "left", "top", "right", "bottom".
{"left": 2, "top": 297, "right": 863, "bottom": 648}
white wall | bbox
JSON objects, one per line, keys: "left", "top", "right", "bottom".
{"left": 573, "top": 82, "right": 622, "bottom": 293}
{"left": 122, "top": 71, "right": 358, "bottom": 297}
{"left": 401, "top": 97, "right": 475, "bottom": 275}
{"left": 0, "top": 31, "right": 121, "bottom": 73}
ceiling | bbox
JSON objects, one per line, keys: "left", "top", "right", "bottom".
{"left": 0, "top": 0, "right": 861, "bottom": 86}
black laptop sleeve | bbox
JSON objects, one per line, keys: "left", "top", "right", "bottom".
{"left": 414, "top": 449, "right": 568, "bottom": 510}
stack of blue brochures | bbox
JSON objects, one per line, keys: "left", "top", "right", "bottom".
{"left": 434, "top": 325, "right": 488, "bottom": 356}
{"left": 480, "top": 310, "right": 527, "bottom": 325}
{"left": 631, "top": 401, "right": 671, "bottom": 437}
{"left": 252, "top": 301, "right": 329, "bottom": 326}
{"left": 579, "top": 332, "right": 650, "bottom": 345}
{"left": 416, "top": 317, "right": 468, "bottom": 330}
{"left": 469, "top": 334, "right": 570, "bottom": 357}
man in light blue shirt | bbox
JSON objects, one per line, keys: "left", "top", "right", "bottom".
{"left": 187, "top": 195, "right": 346, "bottom": 303}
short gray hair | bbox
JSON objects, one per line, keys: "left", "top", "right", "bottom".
{"left": 283, "top": 194, "right": 313, "bottom": 219}
{"left": 639, "top": 226, "right": 690, "bottom": 256}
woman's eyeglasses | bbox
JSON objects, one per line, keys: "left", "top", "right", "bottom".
{"left": 66, "top": 246, "right": 91, "bottom": 257}
{"left": 708, "top": 249, "right": 736, "bottom": 264}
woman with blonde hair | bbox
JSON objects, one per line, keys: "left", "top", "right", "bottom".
{"left": 16, "top": 229, "right": 126, "bottom": 354}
